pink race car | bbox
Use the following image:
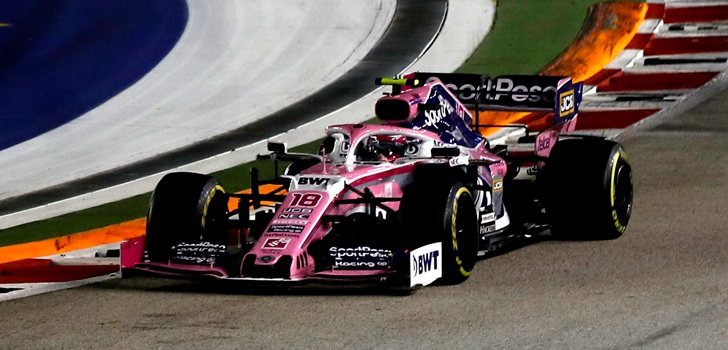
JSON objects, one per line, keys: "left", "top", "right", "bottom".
{"left": 121, "top": 72, "right": 633, "bottom": 289}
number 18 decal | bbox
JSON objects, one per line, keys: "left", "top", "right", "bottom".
{"left": 289, "top": 193, "right": 322, "bottom": 207}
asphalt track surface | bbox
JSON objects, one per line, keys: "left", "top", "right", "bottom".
{"left": 2, "top": 83, "right": 727, "bottom": 350}
{"left": 0, "top": 0, "right": 446, "bottom": 216}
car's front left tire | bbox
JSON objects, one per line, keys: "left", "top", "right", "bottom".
{"left": 145, "top": 172, "right": 228, "bottom": 261}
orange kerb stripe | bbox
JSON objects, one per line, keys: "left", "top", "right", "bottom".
{"left": 542, "top": 2, "right": 647, "bottom": 81}
{"left": 0, "top": 184, "right": 287, "bottom": 264}
{"left": 0, "top": 218, "right": 146, "bottom": 264}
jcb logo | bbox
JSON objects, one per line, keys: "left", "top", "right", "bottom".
{"left": 493, "top": 179, "right": 503, "bottom": 192}
{"left": 298, "top": 177, "right": 329, "bottom": 186}
{"left": 559, "top": 90, "right": 575, "bottom": 117}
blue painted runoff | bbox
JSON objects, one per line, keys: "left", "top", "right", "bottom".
{"left": 0, "top": 0, "right": 188, "bottom": 150}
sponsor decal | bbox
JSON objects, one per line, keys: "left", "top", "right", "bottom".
{"left": 328, "top": 246, "right": 393, "bottom": 269}
{"left": 485, "top": 77, "right": 556, "bottom": 103}
{"left": 423, "top": 95, "right": 455, "bottom": 129}
{"left": 537, "top": 135, "right": 551, "bottom": 152}
{"left": 278, "top": 207, "right": 313, "bottom": 220}
{"left": 414, "top": 73, "right": 562, "bottom": 109}
{"left": 271, "top": 219, "right": 307, "bottom": 226}
{"left": 297, "top": 177, "right": 329, "bottom": 186}
{"left": 493, "top": 178, "right": 503, "bottom": 192}
{"left": 171, "top": 242, "right": 227, "bottom": 265}
{"left": 263, "top": 237, "right": 291, "bottom": 249}
{"left": 266, "top": 232, "right": 300, "bottom": 238}
{"left": 422, "top": 74, "right": 480, "bottom": 102}
{"left": 448, "top": 156, "right": 468, "bottom": 167}
{"left": 559, "top": 89, "right": 575, "bottom": 117}
{"left": 409, "top": 243, "right": 442, "bottom": 287}
{"left": 405, "top": 143, "right": 419, "bottom": 156}
{"left": 480, "top": 212, "right": 496, "bottom": 224}
{"left": 482, "top": 77, "right": 557, "bottom": 105}
{"left": 444, "top": 82, "right": 478, "bottom": 101}
{"left": 269, "top": 224, "right": 305, "bottom": 234}
{"left": 289, "top": 193, "right": 322, "bottom": 207}
{"left": 480, "top": 224, "right": 496, "bottom": 234}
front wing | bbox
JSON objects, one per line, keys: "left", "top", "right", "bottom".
{"left": 121, "top": 236, "right": 443, "bottom": 288}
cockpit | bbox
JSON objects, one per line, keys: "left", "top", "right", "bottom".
{"left": 319, "top": 126, "right": 438, "bottom": 165}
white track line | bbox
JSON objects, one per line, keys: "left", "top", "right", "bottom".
{"left": 0, "top": 274, "right": 118, "bottom": 302}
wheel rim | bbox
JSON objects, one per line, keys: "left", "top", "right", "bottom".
{"left": 614, "top": 162, "right": 633, "bottom": 224}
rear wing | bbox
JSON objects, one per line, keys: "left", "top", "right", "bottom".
{"left": 404, "top": 72, "right": 583, "bottom": 125}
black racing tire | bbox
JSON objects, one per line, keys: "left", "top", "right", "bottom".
{"left": 146, "top": 172, "right": 227, "bottom": 261}
{"left": 401, "top": 167, "right": 478, "bottom": 284}
{"left": 542, "top": 138, "right": 633, "bottom": 240}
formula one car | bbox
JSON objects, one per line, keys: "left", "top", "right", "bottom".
{"left": 121, "top": 72, "right": 633, "bottom": 288}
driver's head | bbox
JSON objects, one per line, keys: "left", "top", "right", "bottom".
{"left": 359, "top": 135, "right": 406, "bottom": 162}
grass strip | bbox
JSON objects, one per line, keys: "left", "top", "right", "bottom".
{"left": 459, "top": 0, "right": 613, "bottom": 75}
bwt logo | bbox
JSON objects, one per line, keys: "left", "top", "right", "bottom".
{"left": 409, "top": 243, "right": 442, "bottom": 287}
{"left": 559, "top": 90, "right": 575, "bottom": 117}
{"left": 412, "top": 250, "right": 439, "bottom": 276}
{"left": 297, "top": 177, "right": 329, "bottom": 186}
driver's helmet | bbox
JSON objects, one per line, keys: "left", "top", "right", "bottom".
{"left": 358, "top": 134, "right": 407, "bottom": 162}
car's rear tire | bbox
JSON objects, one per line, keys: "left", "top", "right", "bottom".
{"left": 401, "top": 168, "right": 478, "bottom": 284}
{"left": 542, "top": 138, "right": 633, "bottom": 240}
{"left": 146, "top": 172, "right": 227, "bottom": 261}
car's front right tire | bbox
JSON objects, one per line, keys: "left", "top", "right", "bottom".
{"left": 401, "top": 168, "right": 478, "bottom": 284}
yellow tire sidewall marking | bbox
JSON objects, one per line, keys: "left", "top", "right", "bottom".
{"left": 451, "top": 186, "right": 473, "bottom": 277}
{"left": 201, "top": 185, "right": 225, "bottom": 235}
{"left": 609, "top": 151, "right": 627, "bottom": 233}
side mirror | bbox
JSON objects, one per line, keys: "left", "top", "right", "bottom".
{"left": 267, "top": 141, "right": 288, "bottom": 154}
